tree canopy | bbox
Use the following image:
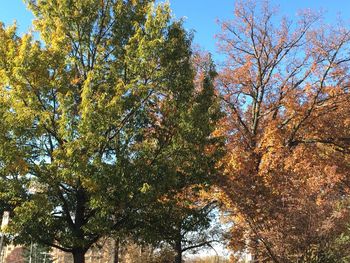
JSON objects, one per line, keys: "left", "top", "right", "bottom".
{"left": 216, "top": 0, "right": 350, "bottom": 262}
{"left": 0, "top": 1, "right": 221, "bottom": 262}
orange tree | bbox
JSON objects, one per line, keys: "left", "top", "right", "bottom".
{"left": 215, "top": 1, "right": 350, "bottom": 262}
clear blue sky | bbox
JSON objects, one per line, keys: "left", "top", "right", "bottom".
{"left": 1, "top": 0, "right": 350, "bottom": 58}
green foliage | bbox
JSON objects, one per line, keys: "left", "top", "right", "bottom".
{"left": 139, "top": 199, "right": 222, "bottom": 252}
{"left": 0, "top": 0, "right": 221, "bottom": 260}
{"left": 128, "top": 54, "right": 224, "bottom": 262}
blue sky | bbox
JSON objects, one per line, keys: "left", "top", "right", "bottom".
{"left": 1, "top": 0, "right": 350, "bottom": 58}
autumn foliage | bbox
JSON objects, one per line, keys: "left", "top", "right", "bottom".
{"left": 215, "top": 0, "right": 350, "bottom": 262}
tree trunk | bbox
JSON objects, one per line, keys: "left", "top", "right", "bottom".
{"left": 174, "top": 252, "right": 182, "bottom": 263}
{"left": 174, "top": 241, "right": 182, "bottom": 263}
{"left": 110, "top": 238, "right": 119, "bottom": 263}
{"left": 73, "top": 249, "right": 86, "bottom": 263}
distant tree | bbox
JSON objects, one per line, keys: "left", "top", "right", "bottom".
{"left": 23, "top": 243, "right": 53, "bottom": 263}
{"left": 138, "top": 192, "right": 224, "bottom": 263}
{"left": 186, "top": 256, "right": 230, "bottom": 263}
{"left": 215, "top": 0, "right": 350, "bottom": 262}
{"left": 0, "top": 1, "right": 220, "bottom": 263}
{"left": 118, "top": 241, "right": 175, "bottom": 263}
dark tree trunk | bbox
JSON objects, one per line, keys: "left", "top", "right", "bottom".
{"left": 174, "top": 241, "right": 182, "bottom": 263}
{"left": 111, "top": 238, "right": 119, "bottom": 263}
{"left": 174, "top": 252, "right": 182, "bottom": 263}
{"left": 72, "top": 249, "right": 85, "bottom": 263}
{"left": 72, "top": 189, "right": 88, "bottom": 263}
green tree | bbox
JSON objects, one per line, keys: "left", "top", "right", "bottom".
{"left": 0, "top": 1, "right": 220, "bottom": 263}
{"left": 142, "top": 198, "right": 223, "bottom": 263}
{"left": 132, "top": 54, "right": 224, "bottom": 263}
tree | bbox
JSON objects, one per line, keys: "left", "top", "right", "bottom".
{"left": 23, "top": 243, "right": 54, "bottom": 263}
{"left": 140, "top": 191, "right": 223, "bottom": 263}
{"left": 215, "top": 0, "right": 350, "bottom": 262}
{"left": 0, "top": 1, "right": 220, "bottom": 263}
{"left": 127, "top": 51, "right": 224, "bottom": 263}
